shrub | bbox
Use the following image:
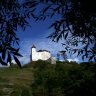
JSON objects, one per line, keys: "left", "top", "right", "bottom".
{"left": 31, "top": 61, "right": 96, "bottom": 96}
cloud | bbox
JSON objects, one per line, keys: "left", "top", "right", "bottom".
{"left": 67, "top": 58, "right": 79, "bottom": 62}
{"left": 11, "top": 56, "right": 30, "bottom": 65}
{"left": 20, "top": 56, "right": 30, "bottom": 64}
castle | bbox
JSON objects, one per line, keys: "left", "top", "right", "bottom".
{"left": 30, "top": 45, "right": 56, "bottom": 64}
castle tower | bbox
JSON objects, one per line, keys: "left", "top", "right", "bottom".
{"left": 30, "top": 45, "right": 36, "bottom": 61}
{"left": 31, "top": 45, "right": 38, "bottom": 61}
{"left": 31, "top": 45, "right": 36, "bottom": 54}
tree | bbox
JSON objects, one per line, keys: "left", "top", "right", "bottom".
{"left": 58, "top": 51, "right": 67, "bottom": 61}
{"left": 0, "top": 0, "right": 38, "bottom": 67}
{"left": 57, "top": 53, "right": 60, "bottom": 61}
{"left": 0, "top": 0, "right": 96, "bottom": 67}
{"left": 35, "top": 0, "right": 96, "bottom": 61}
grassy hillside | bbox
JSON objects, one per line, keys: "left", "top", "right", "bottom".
{"left": 0, "top": 61, "right": 96, "bottom": 96}
{"left": 0, "top": 64, "right": 34, "bottom": 96}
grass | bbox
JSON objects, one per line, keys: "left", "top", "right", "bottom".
{"left": 0, "top": 64, "right": 34, "bottom": 96}
{"left": 0, "top": 61, "right": 81, "bottom": 96}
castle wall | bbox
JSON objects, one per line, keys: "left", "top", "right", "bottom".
{"left": 32, "top": 48, "right": 51, "bottom": 61}
{"left": 38, "top": 51, "right": 51, "bottom": 61}
{"left": 32, "top": 52, "right": 39, "bottom": 61}
{"left": 31, "top": 48, "right": 38, "bottom": 61}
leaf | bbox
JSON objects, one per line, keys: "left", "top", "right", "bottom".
{"left": 14, "top": 56, "right": 22, "bottom": 68}
{"left": 0, "top": 57, "right": 7, "bottom": 65}
{"left": 77, "top": 51, "right": 81, "bottom": 56}
{"left": 73, "top": 49, "right": 77, "bottom": 54}
{"left": 31, "top": 13, "right": 36, "bottom": 19}
{"left": 82, "top": 55, "right": 86, "bottom": 61}
{"left": 57, "top": 34, "right": 61, "bottom": 42}
{"left": 16, "top": 41, "right": 19, "bottom": 45}
{"left": 89, "top": 55, "right": 94, "bottom": 61}
{"left": 49, "top": 23, "right": 56, "bottom": 28}
{"left": 50, "top": 12, "right": 55, "bottom": 18}
{"left": 16, "top": 48, "right": 20, "bottom": 53}
{"left": 29, "top": 2, "right": 38, "bottom": 8}
{"left": 65, "top": 32, "right": 68, "bottom": 39}
{"left": 43, "top": 5, "right": 51, "bottom": 14}
{"left": 13, "top": 52, "right": 23, "bottom": 57}
{"left": 7, "top": 52, "right": 11, "bottom": 63}
{"left": 2, "top": 49, "right": 6, "bottom": 60}
{"left": 8, "top": 47, "right": 17, "bottom": 52}
{"left": 94, "top": 57, "right": 96, "bottom": 62}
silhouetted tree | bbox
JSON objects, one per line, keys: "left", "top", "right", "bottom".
{"left": 1, "top": 0, "right": 96, "bottom": 67}
{"left": 57, "top": 53, "right": 60, "bottom": 61}
{"left": 0, "top": 0, "right": 38, "bottom": 67}
{"left": 35, "top": 0, "right": 96, "bottom": 62}
{"left": 31, "top": 61, "right": 96, "bottom": 96}
{"left": 59, "top": 51, "right": 67, "bottom": 61}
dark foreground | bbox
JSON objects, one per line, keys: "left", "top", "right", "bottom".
{"left": 0, "top": 61, "right": 96, "bottom": 96}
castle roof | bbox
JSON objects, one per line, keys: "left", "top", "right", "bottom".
{"left": 32, "top": 45, "right": 36, "bottom": 48}
{"left": 58, "top": 50, "right": 66, "bottom": 54}
{"left": 37, "top": 50, "right": 50, "bottom": 53}
{"left": 59, "top": 51, "right": 66, "bottom": 53}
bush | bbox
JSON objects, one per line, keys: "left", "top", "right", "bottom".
{"left": 31, "top": 61, "right": 96, "bottom": 96}
{"left": 21, "top": 88, "right": 31, "bottom": 96}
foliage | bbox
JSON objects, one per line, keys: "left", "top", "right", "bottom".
{"left": 1, "top": 0, "right": 96, "bottom": 66}
{"left": 21, "top": 88, "right": 32, "bottom": 96}
{"left": 0, "top": 65, "right": 33, "bottom": 96}
{"left": 31, "top": 61, "right": 96, "bottom": 96}
{"left": 0, "top": 0, "right": 38, "bottom": 67}
{"left": 0, "top": 61, "right": 96, "bottom": 95}
{"left": 57, "top": 51, "right": 67, "bottom": 61}
{"left": 35, "top": 0, "right": 96, "bottom": 61}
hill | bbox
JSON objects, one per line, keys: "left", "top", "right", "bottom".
{"left": 0, "top": 61, "right": 96, "bottom": 96}
{"left": 0, "top": 63, "right": 34, "bottom": 96}
{"left": 0, "top": 61, "right": 49, "bottom": 96}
